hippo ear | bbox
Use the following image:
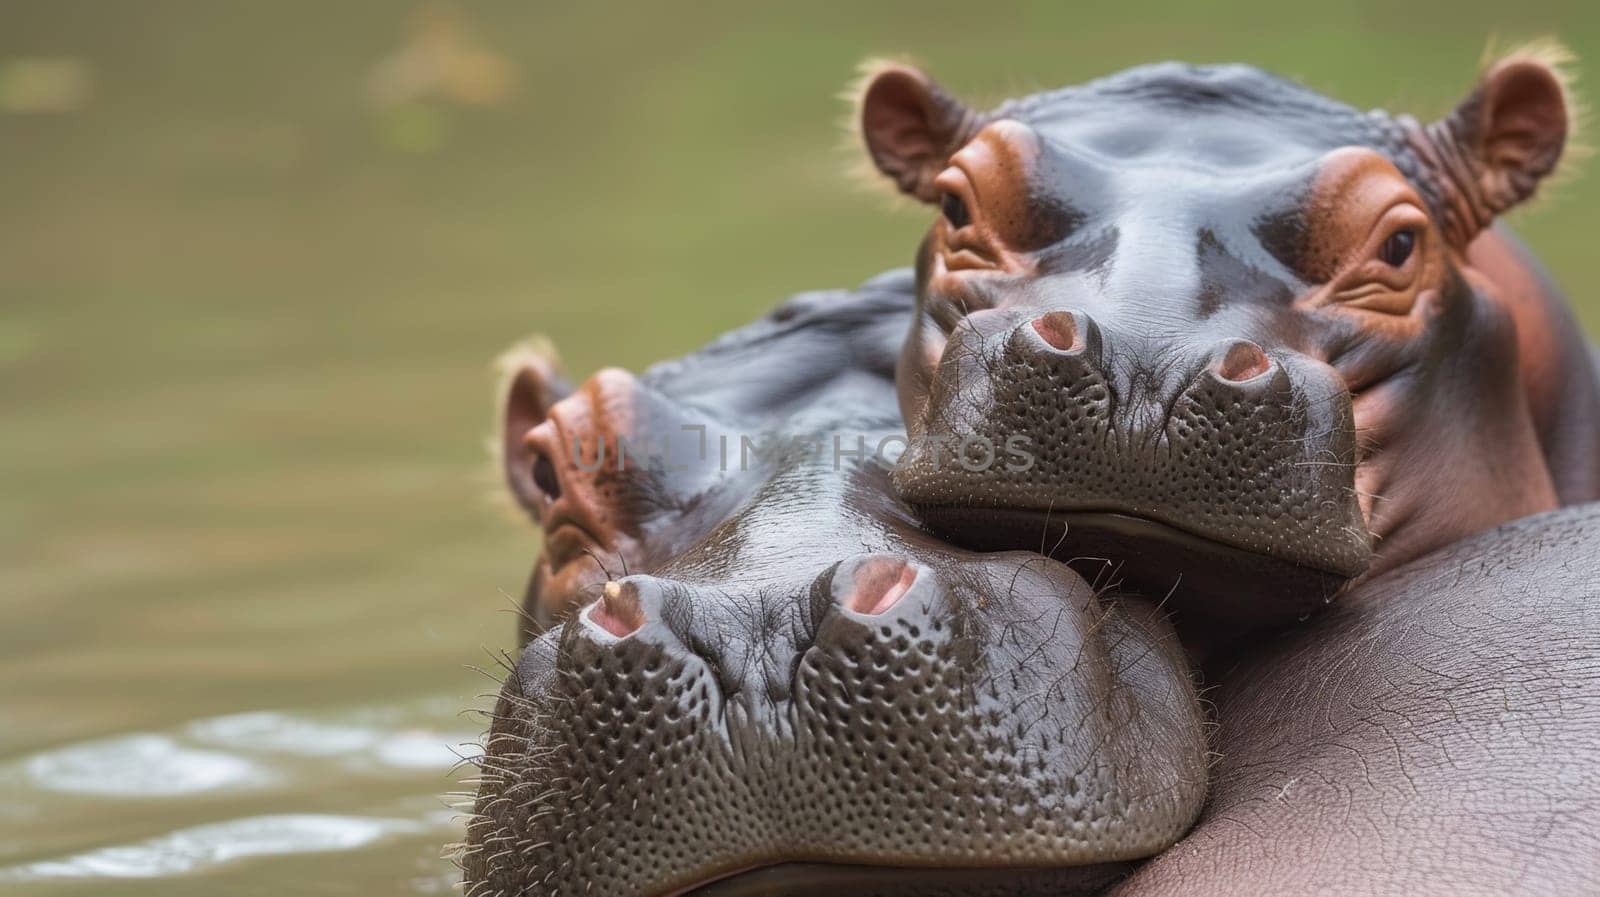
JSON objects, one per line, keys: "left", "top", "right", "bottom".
{"left": 856, "top": 61, "right": 986, "bottom": 202}
{"left": 1428, "top": 46, "right": 1572, "bottom": 236}
{"left": 496, "top": 337, "right": 572, "bottom": 517}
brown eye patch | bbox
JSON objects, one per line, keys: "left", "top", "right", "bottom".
{"left": 1288, "top": 147, "right": 1438, "bottom": 314}
{"left": 936, "top": 121, "right": 1085, "bottom": 255}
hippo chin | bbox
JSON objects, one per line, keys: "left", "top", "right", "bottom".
{"left": 857, "top": 50, "right": 1600, "bottom": 624}
{"left": 465, "top": 280, "right": 1207, "bottom": 896}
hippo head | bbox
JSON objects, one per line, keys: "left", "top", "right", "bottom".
{"left": 499, "top": 351, "right": 742, "bottom": 638}
{"left": 468, "top": 284, "right": 1208, "bottom": 895}
{"left": 497, "top": 282, "right": 914, "bottom": 636}
{"left": 857, "top": 51, "right": 1572, "bottom": 621}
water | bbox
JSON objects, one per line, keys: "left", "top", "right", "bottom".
{"left": 0, "top": 701, "right": 475, "bottom": 894}
{"left": 0, "top": 694, "right": 487, "bottom": 894}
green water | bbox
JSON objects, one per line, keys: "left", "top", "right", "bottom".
{"left": 2, "top": 2, "right": 1597, "bottom": 894}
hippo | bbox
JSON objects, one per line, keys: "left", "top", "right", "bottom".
{"left": 468, "top": 277, "right": 1209, "bottom": 895}
{"left": 855, "top": 46, "right": 1600, "bottom": 626}
{"left": 464, "top": 49, "right": 1600, "bottom": 897}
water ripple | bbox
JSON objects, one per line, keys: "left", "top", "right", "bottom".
{"left": 25, "top": 734, "right": 275, "bottom": 796}
{"left": 0, "top": 699, "right": 480, "bottom": 889}
{"left": 0, "top": 812, "right": 451, "bottom": 881}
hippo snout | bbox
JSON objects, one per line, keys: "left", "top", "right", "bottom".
{"left": 464, "top": 551, "right": 1207, "bottom": 897}
{"left": 896, "top": 307, "right": 1372, "bottom": 622}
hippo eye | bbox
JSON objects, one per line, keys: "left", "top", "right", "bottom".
{"left": 531, "top": 454, "right": 561, "bottom": 501}
{"left": 1378, "top": 228, "right": 1416, "bottom": 267}
{"left": 940, "top": 191, "right": 971, "bottom": 229}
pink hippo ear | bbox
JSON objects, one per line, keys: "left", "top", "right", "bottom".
{"left": 496, "top": 338, "right": 572, "bottom": 518}
{"left": 855, "top": 61, "right": 987, "bottom": 203}
{"left": 1424, "top": 45, "right": 1574, "bottom": 242}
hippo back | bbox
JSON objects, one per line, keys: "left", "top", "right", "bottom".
{"left": 1113, "top": 503, "right": 1600, "bottom": 896}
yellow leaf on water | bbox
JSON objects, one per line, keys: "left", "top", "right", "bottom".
{"left": 367, "top": 4, "right": 517, "bottom": 111}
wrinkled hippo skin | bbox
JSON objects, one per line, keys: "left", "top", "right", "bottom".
{"left": 1116, "top": 503, "right": 1600, "bottom": 896}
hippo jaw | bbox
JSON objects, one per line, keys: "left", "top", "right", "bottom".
{"left": 656, "top": 863, "right": 1124, "bottom": 895}
{"left": 913, "top": 508, "right": 1357, "bottom": 622}
{"left": 462, "top": 550, "right": 1208, "bottom": 897}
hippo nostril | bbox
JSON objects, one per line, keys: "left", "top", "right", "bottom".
{"left": 585, "top": 581, "right": 644, "bottom": 638}
{"left": 1215, "top": 340, "right": 1271, "bottom": 382}
{"left": 843, "top": 556, "right": 919, "bottom": 615}
{"left": 530, "top": 452, "right": 562, "bottom": 502}
{"left": 1030, "top": 311, "right": 1081, "bottom": 352}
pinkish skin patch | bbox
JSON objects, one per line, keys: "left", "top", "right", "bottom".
{"left": 585, "top": 581, "right": 643, "bottom": 638}
{"left": 846, "top": 558, "right": 919, "bottom": 616}
{"left": 1216, "top": 340, "right": 1272, "bottom": 382}
{"left": 1030, "top": 311, "right": 1080, "bottom": 352}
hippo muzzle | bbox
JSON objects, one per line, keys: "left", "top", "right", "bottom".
{"left": 894, "top": 302, "right": 1370, "bottom": 621}
{"left": 465, "top": 549, "right": 1205, "bottom": 897}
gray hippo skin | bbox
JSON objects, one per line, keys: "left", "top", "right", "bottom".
{"left": 467, "top": 277, "right": 1208, "bottom": 896}
{"left": 1113, "top": 504, "right": 1600, "bottom": 897}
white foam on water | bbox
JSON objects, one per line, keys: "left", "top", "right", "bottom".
{"left": 13, "top": 705, "right": 480, "bottom": 801}
{"left": 3, "top": 700, "right": 479, "bottom": 887}
{"left": 0, "top": 813, "right": 436, "bottom": 881}
{"left": 186, "top": 711, "right": 383, "bottom": 756}
{"left": 185, "top": 708, "right": 479, "bottom": 771}
{"left": 24, "top": 734, "right": 275, "bottom": 796}
{"left": 374, "top": 730, "right": 472, "bottom": 769}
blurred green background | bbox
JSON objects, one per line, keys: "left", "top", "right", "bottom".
{"left": 1, "top": 2, "right": 1596, "bottom": 894}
